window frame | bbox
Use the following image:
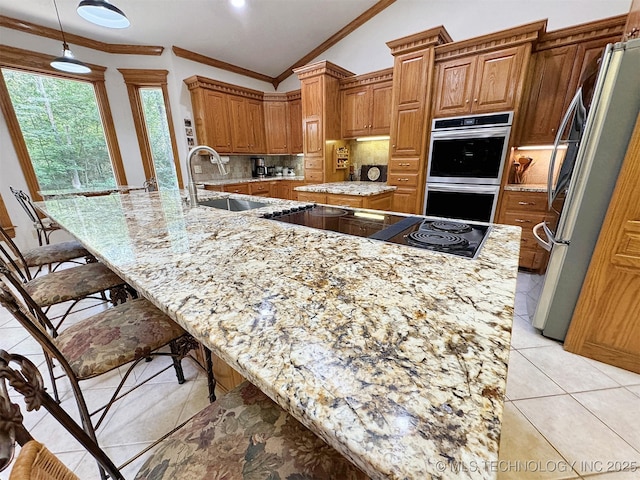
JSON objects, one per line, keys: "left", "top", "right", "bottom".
{"left": 0, "top": 44, "right": 127, "bottom": 201}
{"left": 118, "top": 69, "right": 184, "bottom": 189}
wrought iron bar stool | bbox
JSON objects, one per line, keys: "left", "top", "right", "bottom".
{"left": 0, "top": 350, "right": 367, "bottom": 480}
{"left": 0, "top": 224, "right": 91, "bottom": 280}
{"left": 9, "top": 187, "right": 60, "bottom": 246}
{"left": 0, "top": 276, "right": 216, "bottom": 479}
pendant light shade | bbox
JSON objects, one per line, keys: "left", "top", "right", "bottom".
{"left": 77, "top": 0, "right": 130, "bottom": 28}
{"left": 51, "top": 0, "right": 91, "bottom": 74}
{"left": 51, "top": 46, "right": 91, "bottom": 74}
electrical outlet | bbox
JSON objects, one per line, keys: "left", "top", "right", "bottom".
{"left": 193, "top": 165, "right": 202, "bottom": 174}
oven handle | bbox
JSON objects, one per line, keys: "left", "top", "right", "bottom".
{"left": 431, "top": 126, "right": 511, "bottom": 140}
{"left": 426, "top": 183, "right": 499, "bottom": 194}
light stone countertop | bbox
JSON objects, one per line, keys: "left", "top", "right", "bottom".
{"left": 38, "top": 185, "right": 145, "bottom": 198}
{"left": 199, "top": 176, "right": 305, "bottom": 187}
{"left": 38, "top": 190, "right": 520, "bottom": 480}
{"left": 294, "top": 181, "right": 397, "bottom": 196}
{"left": 504, "top": 183, "right": 548, "bottom": 192}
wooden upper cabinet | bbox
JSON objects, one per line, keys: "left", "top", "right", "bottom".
{"left": 517, "top": 15, "right": 626, "bottom": 145}
{"left": 228, "top": 95, "right": 251, "bottom": 153}
{"left": 433, "top": 45, "right": 525, "bottom": 117}
{"left": 519, "top": 45, "right": 578, "bottom": 145}
{"left": 288, "top": 97, "right": 303, "bottom": 154}
{"left": 432, "top": 56, "right": 476, "bottom": 117}
{"left": 341, "top": 80, "right": 392, "bottom": 138}
{"left": 300, "top": 76, "right": 324, "bottom": 158}
{"left": 624, "top": 0, "right": 640, "bottom": 41}
{"left": 200, "top": 89, "right": 232, "bottom": 153}
{"left": 389, "top": 50, "right": 432, "bottom": 157}
{"left": 264, "top": 99, "right": 289, "bottom": 154}
{"left": 247, "top": 99, "right": 266, "bottom": 153}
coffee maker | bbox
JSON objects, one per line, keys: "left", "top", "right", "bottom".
{"left": 251, "top": 157, "right": 266, "bottom": 178}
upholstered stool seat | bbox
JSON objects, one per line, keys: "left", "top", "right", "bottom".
{"left": 56, "top": 297, "right": 188, "bottom": 379}
{"left": 134, "top": 381, "right": 367, "bottom": 480}
{"left": 23, "top": 262, "right": 124, "bottom": 308}
{"left": 21, "top": 240, "right": 89, "bottom": 268}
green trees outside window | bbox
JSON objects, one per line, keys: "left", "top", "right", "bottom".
{"left": 3, "top": 68, "right": 117, "bottom": 191}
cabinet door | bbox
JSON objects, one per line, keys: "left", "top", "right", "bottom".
{"left": 392, "top": 187, "right": 421, "bottom": 214}
{"left": 247, "top": 99, "right": 266, "bottom": 153}
{"left": 519, "top": 45, "right": 578, "bottom": 145}
{"left": 201, "top": 90, "right": 232, "bottom": 153}
{"left": 273, "top": 181, "right": 291, "bottom": 200}
{"left": 288, "top": 99, "right": 303, "bottom": 153}
{"left": 472, "top": 46, "right": 524, "bottom": 114}
{"left": 228, "top": 96, "right": 250, "bottom": 153}
{"left": 342, "top": 87, "right": 370, "bottom": 138}
{"left": 249, "top": 182, "right": 271, "bottom": 197}
{"left": 370, "top": 82, "right": 393, "bottom": 135}
{"left": 265, "top": 101, "right": 289, "bottom": 154}
{"left": 433, "top": 56, "right": 476, "bottom": 117}
{"left": 390, "top": 51, "right": 430, "bottom": 156}
{"left": 301, "top": 77, "right": 323, "bottom": 157}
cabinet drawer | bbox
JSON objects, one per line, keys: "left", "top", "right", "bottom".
{"left": 502, "top": 191, "right": 547, "bottom": 213}
{"left": 297, "top": 192, "right": 326, "bottom": 204}
{"left": 304, "top": 156, "right": 323, "bottom": 170}
{"left": 519, "top": 247, "right": 546, "bottom": 271}
{"left": 388, "top": 173, "right": 419, "bottom": 187}
{"left": 327, "top": 194, "right": 363, "bottom": 208}
{"left": 249, "top": 183, "right": 271, "bottom": 196}
{"left": 223, "top": 183, "right": 250, "bottom": 194}
{"left": 389, "top": 158, "right": 421, "bottom": 172}
{"left": 203, "top": 185, "right": 224, "bottom": 192}
{"left": 305, "top": 170, "right": 324, "bottom": 183}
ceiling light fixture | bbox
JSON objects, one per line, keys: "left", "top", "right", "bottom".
{"left": 50, "top": 0, "right": 91, "bottom": 74}
{"left": 77, "top": 0, "right": 130, "bottom": 28}
{"left": 230, "top": 0, "right": 246, "bottom": 8}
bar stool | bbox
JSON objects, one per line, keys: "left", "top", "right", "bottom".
{"left": 9, "top": 187, "right": 60, "bottom": 246}
{"left": 0, "top": 350, "right": 367, "bottom": 480}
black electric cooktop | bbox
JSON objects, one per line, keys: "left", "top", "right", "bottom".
{"left": 263, "top": 205, "right": 491, "bottom": 259}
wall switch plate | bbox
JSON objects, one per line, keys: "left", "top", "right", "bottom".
{"left": 193, "top": 165, "right": 202, "bottom": 174}
{"left": 220, "top": 156, "right": 230, "bottom": 164}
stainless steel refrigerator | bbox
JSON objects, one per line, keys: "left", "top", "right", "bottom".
{"left": 531, "top": 37, "right": 640, "bottom": 341}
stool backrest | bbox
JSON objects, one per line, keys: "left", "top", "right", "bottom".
{"left": 0, "top": 225, "right": 32, "bottom": 282}
{"left": 0, "top": 350, "right": 123, "bottom": 480}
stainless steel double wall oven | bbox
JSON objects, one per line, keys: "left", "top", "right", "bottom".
{"left": 424, "top": 111, "right": 513, "bottom": 223}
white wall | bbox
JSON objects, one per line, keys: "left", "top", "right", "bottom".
{"left": 0, "top": 0, "right": 631, "bottom": 249}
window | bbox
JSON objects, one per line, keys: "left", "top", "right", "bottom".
{"left": 3, "top": 69, "right": 117, "bottom": 191}
{"left": 0, "top": 45, "right": 127, "bottom": 200}
{"left": 119, "top": 69, "right": 183, "bottom": 190}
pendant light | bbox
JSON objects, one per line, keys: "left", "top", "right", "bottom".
{"left": 77, "top": 0, "right": 130, "bottom": 29}
{"left": 50, "top": 0, "right": 91, "bottom": 74}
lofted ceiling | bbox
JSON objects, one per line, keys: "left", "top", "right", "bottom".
{"left": 0, "top": 0, "right": 387, "bottom": 81}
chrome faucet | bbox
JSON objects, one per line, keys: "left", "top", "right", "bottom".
{"left": 187, "top": 145, "right": 228, "bottom": 207}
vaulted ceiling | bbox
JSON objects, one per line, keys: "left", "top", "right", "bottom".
{"left": 0, "top": 0, "right": 394, "bottom": 86}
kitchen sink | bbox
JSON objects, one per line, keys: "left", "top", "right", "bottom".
{"left": 199, "top": 198, "right": 268, "bottom": 211}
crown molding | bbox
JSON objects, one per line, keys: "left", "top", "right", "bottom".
{"left": 535, "top": 14, "right": 626, "bottom": 51}
{"left": 183, "top": 75, "right": 265, "bottom": 101}
{"left": 340, "top": 67, "right": 393, "bottom": 89}
{"left": 0, "top": 15, "right": 164, "bottom": 56}
{"left": 386, "top": 26, "right": 453, "bottom": 56}
{"left": 293, "top": 60, "right": 354, "bottom": 80}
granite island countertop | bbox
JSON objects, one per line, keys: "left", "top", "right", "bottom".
{"left": 38, "top": 190, "right": 520, "bottom": 480}
{"left": 294, "top": 181, "right": 397, "bottom": 196}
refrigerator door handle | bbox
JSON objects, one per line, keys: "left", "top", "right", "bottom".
{"left": 548, "top": 88, "right": 583, "bottom": 209}
{"left": 533, "top": 221, "right": 570, "bottom": 252}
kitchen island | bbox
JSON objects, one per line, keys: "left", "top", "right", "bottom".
{"left": 295, "top": 181, "right": 396, "bottom": 210}
{"left": 38, "top": 190, "right": 520, "bottom": 480}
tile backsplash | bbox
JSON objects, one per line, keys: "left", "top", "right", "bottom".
{"left": 508, "top": 148, "right": 562, "bottom": 185}
{"left": 192, "top": 154, "right": 304, "bottom": 182}
{"left": 347, "top": 139, "right": 390, "bottom": 180}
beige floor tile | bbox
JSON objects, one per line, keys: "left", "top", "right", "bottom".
{"left": 510, "top": 315, "right": 561, "bottom": 350}
{"left": 514, "top": 395, "right": 640, "bottom": 476}
{"left": 0, "top": 326, "right": 30, "bottom": 350}
{"left": 626, "top": 385, "right": 640, "bottom": 398}
{"left": 498, "top": 402, "right": 578, "bottom": 479}
{"left": 506, "top": 350, "right": 564, "bottom": 400}
{"left": 587, "top": 359, "right": 640, "bottom": 387}
{"left": 519, "top": 345, "right": 621, "bottom": 393}
{"left": 572, "top": 388, "right": 640, "bottom": 451}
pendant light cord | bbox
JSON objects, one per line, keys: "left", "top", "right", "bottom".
{"left": 52, "top": 0, "right": 69, "bottom": 49}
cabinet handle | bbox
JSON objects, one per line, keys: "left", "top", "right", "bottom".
{"left": 473, "top": 98, "right": 478, "bottom": 102}
{"left": 369, "top": 124, "right": 372, "bottom": 128}
{"left": 398, "top": 178, "right": 409, "bottom": 182}
{"left": 518, "top": 201, "right": 535, "bottom": 205}
{"left": 465, "top": 99, "right": 469, "bottom": 104}
{"left": 399, "top": 163, "right": 410, "bottom": 166}
{"left": 514, "top": 219, "right": 531, "bottom": 223}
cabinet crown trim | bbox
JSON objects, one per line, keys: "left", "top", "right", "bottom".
{"left": 535, "top": 14, "right": 626, "bottom": 51}
{"left": 386, "top": 26, "right": 452, "bottom": 55}
{"left": 435, "top": 20, "right": 546, "bottom": 61}
{"left": 340, "top": 68, "right": 394, "bottom": 89}
{"left": 183, "top": 75, "right": 265, "bottom": 100}
{"left": 293, "top": 60, "right": 354, "bottom": 79}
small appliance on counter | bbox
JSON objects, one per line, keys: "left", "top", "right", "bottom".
{"left": 251, "top": 157, "right": 266, "bottom": 178}
{"left": 361, "top": 165, "right": 388, "bottom": 182}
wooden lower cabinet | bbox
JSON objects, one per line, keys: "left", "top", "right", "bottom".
{"left": 296, "top": 191, "right": 326, "bottom": 204}
{"left": 211, "top": 352, "right": 245, "bottom": 393}
{"left": 249, "top": 182, "right": 272, "bottom": 197}
{"left": 498, "top": 190, "right": 551, "bottom": 272}
{"left": 223, "top": 183, "right": 250, "bottom": 194}
{"left": 296, "top": 191, "right": 393, "bottom": 210}
{"left": 392, "top": 187, "right": 421, "bottom": 214}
